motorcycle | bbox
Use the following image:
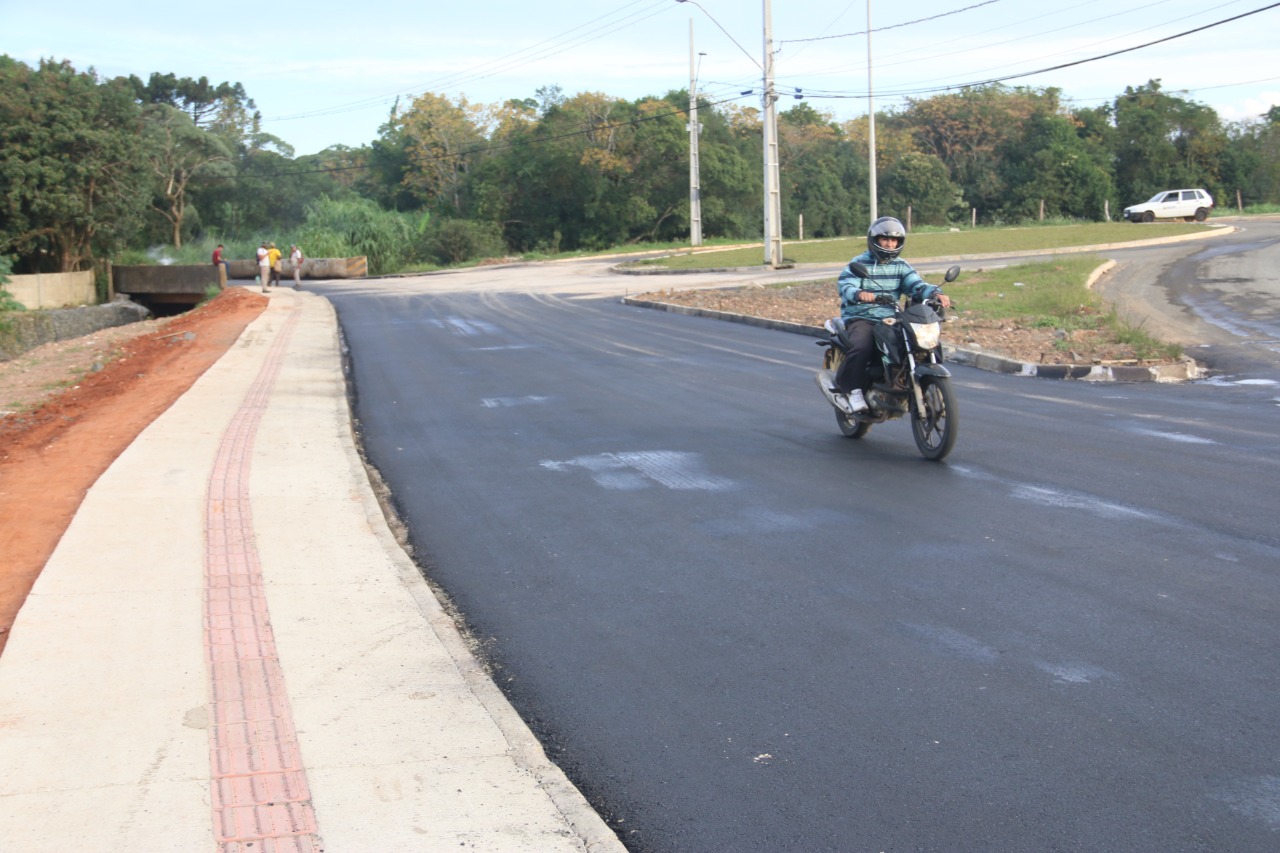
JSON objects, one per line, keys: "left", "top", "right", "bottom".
{"left": 813, "top": 263, "right": 961, "bottom": 462}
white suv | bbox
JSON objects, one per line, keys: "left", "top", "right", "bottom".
{"left": 1123, "top": 188, "right": 1214, "bottom": 223}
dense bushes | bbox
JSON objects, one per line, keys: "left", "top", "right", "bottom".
{"left": 293, "top": 197, "right": 416, "bottom": 276}
{"left": 421, "top": 219, "right": 508, "bottom": 265}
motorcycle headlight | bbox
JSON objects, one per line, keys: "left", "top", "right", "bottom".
{"left": 909, "top": 321, "right": 941, "bottom": 350}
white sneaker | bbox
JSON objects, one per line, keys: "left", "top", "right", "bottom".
{"left": 846, "top": 389, "right": 869, "bottom": 413}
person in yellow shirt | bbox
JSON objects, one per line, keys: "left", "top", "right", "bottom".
{"left": 267, "top": 243, "right": 283, "bottom": 289}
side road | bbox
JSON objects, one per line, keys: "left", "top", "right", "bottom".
{"left": 0, "top": 290, "right": 623, "bottom": 852}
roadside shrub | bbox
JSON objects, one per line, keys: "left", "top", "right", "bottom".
{"left": 421, "top": 219, "right": 508, "bottom": 266}
{"left": 0, "top": 256, "right": 23, "bottom": 313}
{"left": 293, "top": 196, "right": 415, "bottom": 275}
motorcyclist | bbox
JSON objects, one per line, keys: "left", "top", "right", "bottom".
{"left": 833, "top": 216, "right": 951, "bottom": 413}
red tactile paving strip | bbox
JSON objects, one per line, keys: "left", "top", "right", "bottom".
{"left": 203, "top": 306, "right": 324, "bottom": 852}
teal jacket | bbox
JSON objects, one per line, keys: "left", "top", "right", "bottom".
{"left": 837, "top": 252, "right": 940, "bottom": 322}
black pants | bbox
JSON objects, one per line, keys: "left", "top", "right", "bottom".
{"left": 835, "top": 318, "right": 877, "bottom": 393}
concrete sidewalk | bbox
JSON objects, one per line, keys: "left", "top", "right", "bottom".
{"left": 0, "top": 290, "right": 623, "bottom": 852}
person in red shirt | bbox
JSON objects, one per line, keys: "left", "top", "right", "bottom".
{"left": 212, "top": 244, "right": 229, "bottom": 283}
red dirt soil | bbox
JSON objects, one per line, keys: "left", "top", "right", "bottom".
{"left": 0, "top": 288, "right": 267, "bottom": 656}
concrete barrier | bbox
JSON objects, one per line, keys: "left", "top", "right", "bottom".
{"left": 113, "top": 265, "right": 223, "bottom": 295}
{"left": 5, "top": 271, "right": 96, "bottom": 310}
{"left": 226, "top": 257, "right": 368, "bottom": 280}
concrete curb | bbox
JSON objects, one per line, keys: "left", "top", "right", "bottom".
{"left": 620, "top": 296, "right": 1203, "bottom": 383}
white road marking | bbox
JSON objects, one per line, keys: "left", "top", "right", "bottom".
{"left": 1127, "top": 427, "right": 1217, "bottom": 445}
{"left": 482, "top": 396, "right": 552, "bottom": 408}
{"left": 540, "top": 450, "right": 735, "bottom": 491}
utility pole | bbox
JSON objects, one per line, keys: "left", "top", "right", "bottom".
{"left": 867, "top": 0, "right": 878, "bottom": 223}
{"left": 762, "top": 0, "right": 783, "bottom": 268}
{"left": 688, "top": 20, "right": 703, "bottom": 247}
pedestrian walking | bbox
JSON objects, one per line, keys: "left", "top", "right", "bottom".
{"left": 257, "top": 242, "right": 270, "bottom": 292}
{"left": 290, "top": 245, "right": 304, "bottom": 289}
{"left": 267, "top": 243, "right": 283, "bottom": 289}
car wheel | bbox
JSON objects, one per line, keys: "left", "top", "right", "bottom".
{"left": 1143, "top": 210, "right": 1155, "bottom": 223}
{"left": 1194, "top": 207, "right": 1208, "bottom": 222}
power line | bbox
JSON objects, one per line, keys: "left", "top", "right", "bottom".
{"left": 795, "top": 2, "right": 1280, "bottom": 101}
{"left": 778, "top": 0, "right": 1005, "bottom": 45}
{"left": 845, "top": 0, "right": 1253, "bottom": 97}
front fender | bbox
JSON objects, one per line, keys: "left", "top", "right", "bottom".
{"left": 914, "top": 363, "right": 951, "bottom": 379}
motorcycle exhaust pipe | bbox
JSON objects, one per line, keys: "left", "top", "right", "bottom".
{"left": 814, "top": 369, "right": 847, "bottom": 410}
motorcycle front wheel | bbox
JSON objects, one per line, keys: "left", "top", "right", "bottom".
{"left": 911, "top": 377, "right": 958, "bottom": 461}
{"left": 836, "top": 409, "right": 871, "bottom": 438}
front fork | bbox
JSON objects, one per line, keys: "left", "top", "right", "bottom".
{"left": 905, "top": 349, "right": 927, "bottom": 415}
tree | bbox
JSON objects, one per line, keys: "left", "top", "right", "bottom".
{"left": 1221, "top": 117, "right": 1280, "bottom": 207}
{"left": 127, "top": 72, "right": 253, "bottom": 129}
{"left": 695, "top": 100, "right": 759, "bottom": 239}
{"left": 1112, "top": 80, "right": 1227, "bottom": 204}
{"left": 0, "top": 57, "right": 150, "bottom": 271}
{"left": 398, "top": 92, "right": 485, "bottom": 216}
{"left": 142, "top": 104, "right": 233, "bottom": 247}
{"left": 777, "top": 103, "right": 863, "bottom": 237}
{"left": 894, "top": 85, "right": 1060, "bottom": 219}
{"left": 998, "top": 113, "right": 1114, "bottom": 221}
{"left": 881, "top": 152, "right": 961, "bottom": 226}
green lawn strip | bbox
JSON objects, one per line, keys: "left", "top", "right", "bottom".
{"left": 630, "top": 222, "right": 1213, "bottom": 270}
{"left": 714, "top": 255, "right": 1183, "bottom": 361}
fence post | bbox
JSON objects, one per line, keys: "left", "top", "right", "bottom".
{"left": 798, "top": 213, "right": 804, "bottom": 242}
{"left": 906, "top": 205, "right": 912, "bottom": 231}
{"left": 971, "top": 208, "right": 977, "bottom": 229}
{"left": 1039, "top": 199, "right": 1045, "bottom": 221}
{"left": 1104, "top": 199, "right": 1110, "bottom": 221}
{"left": 1237, "top": 189, "right": 1243, "bottom": 212}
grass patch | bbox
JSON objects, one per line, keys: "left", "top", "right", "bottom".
{"left": 198, "top": 284, "right": 223, "bottom": 306}
{"left": 940, "top": 256, "right": 1179, "bottom": 357}
{"left": 949, "top": 257, "right": 1103, "bottom": 323}
{"left": 731, "top": 256, "right": 1183, "bottom": 361}
{"left": 1104, "top": 315, "right": 1184, "bottom": 361}
{"left": 629, "top": 222, "right": 1214, "bottom": 270}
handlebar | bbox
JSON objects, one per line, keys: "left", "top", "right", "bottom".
{"left": 866, "top": 294, "right": 957, "bottom": 315}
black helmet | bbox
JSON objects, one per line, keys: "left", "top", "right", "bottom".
{"left": 867, "top": 216, "right": 906, "bottom": 262}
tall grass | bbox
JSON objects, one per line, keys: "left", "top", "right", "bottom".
{"left": 293, "top": 197, "right": 416, "bottom": 276}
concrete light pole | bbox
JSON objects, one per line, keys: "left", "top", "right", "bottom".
{"left": 762, "top": 0, "right": 783, "bottom": 268}
{"left": 867, "top": 0, "right": 878, "bottom": 223}
{"left": 676, "top": 0, "right": 780, "bottom": 266}
{"left": 688, "top": 20, "right": 704, "bottom": 247}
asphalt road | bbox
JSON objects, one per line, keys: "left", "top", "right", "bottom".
{"left": 1097, "top": 217, "right": 1280, "bottom": 380}
{"left": 312, "top": 234, "right": 1280, "bottom": 852}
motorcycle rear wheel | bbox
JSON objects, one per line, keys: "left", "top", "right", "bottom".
{"left": 911, "top": 377, "right": 958, "bottom": 461}
{"left": 836, "top": 409, "right": 871, "bottom": 438}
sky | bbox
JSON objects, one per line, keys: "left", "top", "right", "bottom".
{"left": 3, "top": 0, "right": 1278, "bottom": 156}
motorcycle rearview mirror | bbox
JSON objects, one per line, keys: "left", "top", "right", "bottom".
{"left": 847, "top": 261, "right": 871, "bottom": 279}
{"left": 944, "top": 265, "right": 961, "bottom": 283}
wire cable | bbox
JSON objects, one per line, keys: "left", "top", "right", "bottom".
{"left": 778, "top": 0, "right": 1006, "bottom": 45}
{"left": 791, "top": 2, "right": 1280, "bottom": 101}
